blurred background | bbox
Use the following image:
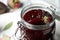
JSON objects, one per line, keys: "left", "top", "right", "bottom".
{"left": 0, "top": 0, "right": 60, "bottom": 40}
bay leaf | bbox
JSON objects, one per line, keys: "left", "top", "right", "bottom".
{"left": 3, "top": 22, "right": 13, "bottom": 31}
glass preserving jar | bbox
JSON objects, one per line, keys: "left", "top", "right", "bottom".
{"left": 15, "top": 3, "right": 56, "bottom": 40}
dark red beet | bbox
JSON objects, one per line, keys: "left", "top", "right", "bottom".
{"left": 23, "top": 9, "right": 53, "bottom": 25}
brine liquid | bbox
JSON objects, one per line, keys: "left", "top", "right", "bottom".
{"left": 20, "top": 9, "right": 55, "bottom": 40}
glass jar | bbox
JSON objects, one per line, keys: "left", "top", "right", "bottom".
{"left": 15, "top": 3, "right": 56, "bottom": 40}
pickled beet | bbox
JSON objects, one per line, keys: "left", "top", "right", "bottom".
{"left": 23, "top": 9, "right": 53, "bottom": 25}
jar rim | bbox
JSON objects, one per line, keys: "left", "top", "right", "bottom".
{"left": 20, "top": 4, "right": 55, "bottom": 30}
